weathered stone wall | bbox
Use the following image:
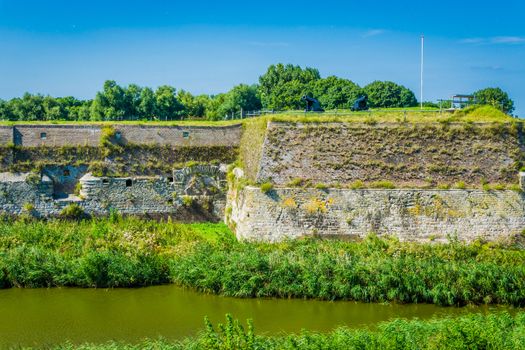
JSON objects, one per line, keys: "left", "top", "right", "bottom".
{"left": 14, "top": 125, "right": 101, "bottom": 147}
{"left": 0, "top": 127, "right": 13, "bottom": 146}
{"left": 115, "top": 125, "right": 242, "bottom": 147}
{"left": 0, "top": 165, "right": 227, "bottom": 220}
{"left": 256, "top": 122, "right": 524, "bottom": 186}
{"left": 228, "top": 185, "right": 525, "bottom": 243}
{"left": 0, "top": 173, "right": 53, "bottom": 215}
{"left": 7, "top": 124, "right": 241, "bottom": 147}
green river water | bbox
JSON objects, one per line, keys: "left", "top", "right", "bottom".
{"left": 0, "top": 285, "right": 513, "bottom": 348}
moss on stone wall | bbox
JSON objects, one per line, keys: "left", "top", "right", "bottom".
{"left": 1, "top": 145, "right": 238, "bottom": 176}
{"left": 256, "top": 121, "right": 525, "bottom": 187}
{"left": 239, "top": 118, "right": 268, "bottom": 182}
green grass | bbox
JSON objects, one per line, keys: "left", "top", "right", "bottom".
{"left": 0, "top": 119, "right": 242, "bottom": 127}
{"left": 54, "top": 312, "right": 525, "bottom": 349}
{"left": 1, "top": 218, "right": 525, "bottom": 307}
{"left": 0, "top": 106, "right": 514, "bottom": 127}
{"left": 264, "top": 105, "right": 516, "bottom": 124}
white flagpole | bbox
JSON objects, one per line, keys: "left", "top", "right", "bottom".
{"left": 420, "top": 34, "right": 424, "bottom": 109}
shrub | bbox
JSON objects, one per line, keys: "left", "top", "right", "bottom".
{"left": 281, "top": 197, "right": 297, "bottom": 208}
{"left": 314, "top": 183, "right": 328, "bottom": 190}
{"left": 260, "top": 182, "right": 273, "bottom": 194}
{"left": 454, "top": 181, "right": 466, "bottom": 189}
{"left": 287, "top": 178, "right": 304, "bottom": 187}
{"left": 100, "top": 126, "right": 117, "bottom": 147}
{"left": 24, "top": 173, "right": 41, "bottom": 186}
{"left": 182, "top": 195, "right": 193, "bottom": 207}
{"left": 369, "top": 180, "right": 395, "bottom": 189}
{"left": 22, "top": 203, "right": 35, "bottom": 213}
{"left": 349, "top": 180, "right": 364, "bottom": 189}
{"left": 59, "top": 203, "right": 86, "bottom": 219}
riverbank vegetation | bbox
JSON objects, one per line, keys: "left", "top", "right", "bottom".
{"left": 55, "top": 312, "right": 525, "bottom": 349}
{"left": 0, "top": 218, "right": 524, "bottom": 306}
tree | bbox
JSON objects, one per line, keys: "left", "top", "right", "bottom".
{"left": 205, "top": 94, "right": 227, "bottom": 121}
{"left": 155, "top": 85, "right": 184, "bottom": 120}
{"left": 363, "top": 81, "right": 417, "bottom": 108}
{"left": 473, "top": 87, "right": 514, "bottom": 114}
{"left": 177, "top": 90, "right": 209, "bottom": 118}
{"left": 138, "top": 87, "right": 156, "bottom": 119}
{"left": 90, "top": 80, "right": 126, "bottom": 120}
{"left": 125, "top": 84, "right": 142, "bottom": 118}
{"left": 258, "top": 63, "right": 320, "bottom": 110}
{"left": 11, "top": 93, "right": 46, "bottom": 121}
{"left": 218, "top": 84, "right": 262, "bottom": 117}
{"left": 313, "top": 76, "right": 363, "bottom": 110}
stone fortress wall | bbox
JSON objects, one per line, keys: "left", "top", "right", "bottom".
{"left": 227, "top": 121, "right": 525, "bottom": 243}
{"left": 0, "top": 124, "right": 242, "bottom": 147}
{"left": 228, "top": 182, "right": 525, "bottom": 243}
{"left": 0, "top": 120, "right": 523, "bottom": 244}
{"left": 0, "top": 164, "right": 227, "bottom": 220}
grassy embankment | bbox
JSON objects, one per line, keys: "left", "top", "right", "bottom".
{"left": 54, "top": 312, "right": 525, "bottom": 349}
{"left": 0, "top": 105, "right": 514, "bottom": 126}
{"left": 1, "top": 217, "right": 524, "bottom": 307}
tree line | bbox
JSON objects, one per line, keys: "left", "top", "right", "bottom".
{"left": 0, "top": 63, "right": 515, "bottom": 121}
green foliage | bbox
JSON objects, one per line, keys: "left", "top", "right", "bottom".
{"left": 1, "top": 219, "right": 525, "bottom": 307}
{"left": 474, "top": 87, "right": 515, "bottom": 114}
{"left": 364, "top": 81, "right": 418, "bottom": 108}
{"left": 0, "top": 218, "right": 231, "bottom": 288}
{"left": 100, "top": 125, "right": 117, "bottom": 147}
{"left": 171, "top": 236, "right": 525, "bottom": 306}
{"left": 181, "top": 195, "right": 193, "bottom": 207}
{"left": 218, "top": 84, "right": 262, "bottom": 118}
{"left": 314, "top": 183, "right": 328, "bottom": 190}
{"left": 59, "top": 203, "right": 86, "bottom": 219}
{"left": 258, "top": 63, "right": 320, "bottom": 110}
{"left": 313, "top": 76, "right": 364, "bottom": 110}
{"left": 349, "top": 180, "right": 364, "bottom": 189}
{"left": 1, "top": 67, "right": 514, "bottom": 122}
{"left": 454, "top": 181, "right": 466, "bottom": 189}
{"left": 260, "top": 182, "right": 274, "bottom": 193}
{"left": 369, "top": 180, "right": 395, "bottom": 189}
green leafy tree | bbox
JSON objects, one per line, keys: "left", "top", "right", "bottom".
{"left": 205, "top": 94, "right": 227, "bottom": 120}
{"left": 313, "top": 76, "right": 363, "bottom": 110}
{"left": 90, "top": 80, "right": 126, "bottom": 120}
{"left": 218, "top": 84, "right": 262, "bottom": 117}
{"left": 364, "top": 81, "right": 417, "bottom": 108}
{"left": 177, "top": 90, "right": 209, "bottom": 118}
{"left": 124, "top": 84, "right": 142, "bottom": 118}
{"left": 473, "top": 87, "right": 514, "bottom": 114}
{"left": 258, "top": 63, "right": 320, "bottom": 110}
{"left": 154, "top": 85, "right": 184, "bottom": 120}
{"left": 0, "top": 99, "right": 14, "bottom": 120}
{"left": 138, "top": 87, "right": 156, "bottom": 119}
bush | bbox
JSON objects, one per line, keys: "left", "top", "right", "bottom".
{"left": 100, "top": 126, "right": 117, "bottom": 147}
{"left": 181, "top": 195, "right": 193, "bottom": 207}
{"left": 260, "top": 182, "right": 273, "bottom": 194}
{"left": 59, "top": 203, "right": 86, "bottom": 219}
{"left": 369, "top": 180, "right": 395, "bottom": 189}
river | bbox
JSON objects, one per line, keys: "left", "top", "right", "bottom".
{"left": 0, "top": 285, "right": 513, "bottom": 348}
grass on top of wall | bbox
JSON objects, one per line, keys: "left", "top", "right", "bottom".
{"left": 0, "top": 120, "right": 242, "bottom": 127}
{"left": 266, "top": 105, "right": 515, "bottom": 124}
{"left": 1, "top": 217, "right": 525, "bottom": 307}
{"left": 54, "top": 312, "right": 525, "bottom": 350}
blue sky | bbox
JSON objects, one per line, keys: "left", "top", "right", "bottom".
{"left": 1, "top": 0, "right": 524, "bottom": 116}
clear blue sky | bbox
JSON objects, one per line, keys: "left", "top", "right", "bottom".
{"left": 1, "top": 0, "right": 524, "bottom": 116}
